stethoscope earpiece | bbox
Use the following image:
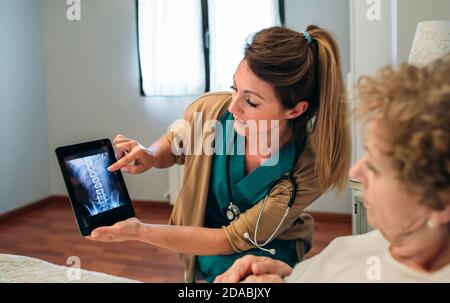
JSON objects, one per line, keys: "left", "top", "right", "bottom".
{"left": 268, "top": 248, "right": 276, "bottom": 255}
{"left": 244, "top": 232, "right": 276, "bottom": 255}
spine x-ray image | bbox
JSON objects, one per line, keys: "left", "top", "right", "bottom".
{"left": 66, "top": 153, "right": 125, "bottom": 216}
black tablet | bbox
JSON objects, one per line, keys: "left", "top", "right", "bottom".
{"left": 55, "top": 139, "right": 135, "bottom": 236}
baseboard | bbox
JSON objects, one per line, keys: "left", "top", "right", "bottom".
{"left": 307, "top": 211, "right": 351, "bottom": 224}
{"left": 1, "top": 195, "right": 350, "bottom": 225}
{"left": 53, "top": 197, "right": 350, "bottom": 221}
{"left": 0, "top": 196, "right": 54, "bottom": 223}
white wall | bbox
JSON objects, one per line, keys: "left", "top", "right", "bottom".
{"left": 2, "top": 0, "right": 446, "bottom": 215}
{"left": 349, "top": 0, "right": 395, "bottom": 169}
{"left": 285, "top": 0, "right": 350, "bottom": 76}
{"left": 0, "top": 0, "right": 50, "bottom": 214}
{"left": 42, "top": 0, "right": 192, "bottom": 201}
{"left": 286, "top": 0, "right": 352, "bottom": 213}
{"left": 350, "top": 0, "right": 450, "bottom": 163}
{"left": 42, "top": 0, "right": 353, "bottom": 213}
{"left": 396, "top": 0, "right": 450, "bottom": 64}
{"left": 40, "top": 0, "right": 353, "bottom": 212}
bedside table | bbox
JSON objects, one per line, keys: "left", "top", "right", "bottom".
{"left": 349, "top": 180, "right": 374, "bottom": 235}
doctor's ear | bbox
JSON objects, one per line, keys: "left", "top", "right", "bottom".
{"left": 285, "top": 101, "right": 309, "bottom": 120}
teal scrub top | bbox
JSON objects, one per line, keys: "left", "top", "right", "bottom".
{"left": 197, "top": 111, "right": 300, "bottom": 282}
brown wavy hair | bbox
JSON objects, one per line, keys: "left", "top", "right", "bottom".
{"left": 244, "top": 26, "right": 351, "bottom": 191}
{"left": 357, "top": 54, "right": 450, "bottom": 210}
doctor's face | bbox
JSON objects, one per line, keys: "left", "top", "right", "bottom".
{"left": 228, "top": 60, "right": 295, "bottom": 138}
{"left": 349, "top": 122, "right": 430, "bottom": 242}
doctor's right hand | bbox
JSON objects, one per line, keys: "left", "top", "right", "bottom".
{"left": 107, "top": 134, "right": 155, "bottom": 174}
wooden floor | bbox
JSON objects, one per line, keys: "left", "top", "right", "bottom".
{"left": 0, "top": 199, "right": 351, "bottom": 282}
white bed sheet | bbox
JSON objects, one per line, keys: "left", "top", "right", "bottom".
{"left": 0, "top": 253, "right": 139, "bottom": 283}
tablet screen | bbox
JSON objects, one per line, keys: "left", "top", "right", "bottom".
{"left": 64, "top": 150, "right": 127, "bottom": 217}
{"left": 56, "top": 139, "right": 135, "bottom": 236}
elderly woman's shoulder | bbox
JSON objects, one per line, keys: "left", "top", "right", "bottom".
{"left": 324, "top": 230, "right": 386, "bottom": 255}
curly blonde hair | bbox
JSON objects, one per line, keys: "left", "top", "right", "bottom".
{"left": 356, "top": 54, "right": 450, "bottom": 210}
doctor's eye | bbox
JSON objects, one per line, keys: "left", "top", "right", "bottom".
{"left": 246, "top": 98, "right": 259, "bottom": 108}
{"left": 230, "top": 85, "right": 237, "bottom": 92}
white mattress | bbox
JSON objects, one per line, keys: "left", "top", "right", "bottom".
{"left": 0, "top": 253, "right": 139, "bottom": 283}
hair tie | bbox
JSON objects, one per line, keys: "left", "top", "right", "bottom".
{"left": 303, "top": 31, "right": 313, "bottom": 44}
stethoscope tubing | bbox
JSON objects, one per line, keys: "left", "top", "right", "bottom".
{"left": 224, "top": 128, "right": 307, "bottom": 254}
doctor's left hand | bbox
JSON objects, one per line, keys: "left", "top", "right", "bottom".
{"left": 86, "top": 217, "right": 142, "bottom": 242}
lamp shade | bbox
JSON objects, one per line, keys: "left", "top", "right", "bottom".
{"left": 408, "top": 20, "right": 450, "bottom": 66}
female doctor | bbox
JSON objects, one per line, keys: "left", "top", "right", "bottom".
{"left": 87, "top": 25, "right": 351, "bottom": 282}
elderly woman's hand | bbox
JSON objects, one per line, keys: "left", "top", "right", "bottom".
{"left": 241, "top": 274, "right": 285, "bottom": 283}
{"left": 214, "top": 255, "right": 292, "bottom": 283}
{"left": 86, "top": 217, "right": 143, "bottom": 242}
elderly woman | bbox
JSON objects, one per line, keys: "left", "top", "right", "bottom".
{"left": 215, "top": 55, "right": 450, "bottom": 282}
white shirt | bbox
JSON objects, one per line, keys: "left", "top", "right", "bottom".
{"left": 286, "top": 230, "right": 450, "bottom": 282}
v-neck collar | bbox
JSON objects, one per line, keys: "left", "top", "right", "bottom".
{"left": 230, "top": 138, "right": 296, "bottom": 204}
{"left": 220, "top": 110, "right": 297, "bottom": 206}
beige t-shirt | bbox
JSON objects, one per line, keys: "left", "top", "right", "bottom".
{"left": 286, "top": 230, "right": 450, "bottom": 283}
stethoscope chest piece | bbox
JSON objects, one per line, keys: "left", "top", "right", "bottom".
{"left": 225, "top": 201, "right": 241, "bottom": 221}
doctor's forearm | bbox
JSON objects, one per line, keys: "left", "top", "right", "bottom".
{"left": 147, "top": 136, "right": 177, "bottom": 169}
{"left": 135, "top": 224, "right": 234, "bottom": 255}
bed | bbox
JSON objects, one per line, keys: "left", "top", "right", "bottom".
{"left": 0, "top": 253, "right": 139, "bottom": 283}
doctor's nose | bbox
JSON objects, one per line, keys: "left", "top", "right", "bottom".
{"left": 228, "top": 96, "right": 243, "bottom": 117}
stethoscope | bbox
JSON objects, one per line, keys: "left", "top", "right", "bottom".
{"left": 224, "top": 133, "right": 306, "bottom": 255}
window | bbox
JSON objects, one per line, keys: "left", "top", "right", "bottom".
{"left": 137, "top": 0, "right": 283, "bottom": 97}
{"left": 137, "top": 0, "right": 205, "bottom": 96}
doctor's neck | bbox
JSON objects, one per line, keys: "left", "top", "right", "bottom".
{"left": 245, "top": 119, "right": 295, "bottom": 158}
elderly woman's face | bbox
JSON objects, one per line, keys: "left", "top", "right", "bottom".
{"left": 349, "top": 122, "right": 431, "bottom": 242}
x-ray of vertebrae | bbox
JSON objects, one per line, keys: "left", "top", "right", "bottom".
{"left": 66, "top": 153, "right": 125, "bottom": 216}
